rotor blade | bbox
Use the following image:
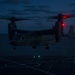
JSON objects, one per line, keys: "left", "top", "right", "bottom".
{"left": 62, "top": 14, "right": 75, "bottom": 19}
{"left": 15, "top": 18, "right": 30, "bottom": 21}
{"left": 48, "top": 16, "right": 58, "bottom": 19}
{"left": 0, "top": 15, "right": 30, "bottom": 21}
{"left": 48, "top": 14, "right": 75, "bottom": 19}
{"left": 0, "top": 15, "right": 12, "bottom": 20}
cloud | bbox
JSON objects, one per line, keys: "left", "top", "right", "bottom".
{"left": 69, "top": 3, "right": 75, "bottom": 6}
{"left": 24, "top": 5, "right": 58, "bottom": 14}
{"left": 9, "top": 9, "right": 30, "bottom": 15}
{"left": 71, "top": 10, "right": 75, "bottom": 12}
{"left": 0, "top": 0, "right": 31, "bottom": 5}
{"left": 0, "top": 0, "right": 18, "bottom": 4}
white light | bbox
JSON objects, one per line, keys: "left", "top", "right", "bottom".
{"left": 38, "top": 55, "right": 40, "bottom": 58}
{"left": 33, "top": 56, "right": 35, "bottom": 58}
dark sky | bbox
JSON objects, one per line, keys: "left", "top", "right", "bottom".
{"left": 0, "top": 0, "right": 75, "bottom": 33}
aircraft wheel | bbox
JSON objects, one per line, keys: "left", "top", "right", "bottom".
{"left": 55, "top": 34, "right": 60, "bottom": 42}
{"left": 13, "top": 47, "right": 16, "bottom": 50}
{"left": 32, "top": 45, "right": 36, "bottom": 49}
{"left": 45, "top": 46, "right": 49, "bottom": 50}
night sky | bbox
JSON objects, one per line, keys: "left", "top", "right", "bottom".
{"left": 0, "top": 0, "right": 75, "bottom": 33}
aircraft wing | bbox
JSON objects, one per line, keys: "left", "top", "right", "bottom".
{"left": 10, "top": 34, "right": 56, "bottom": 46}
{"left": 15, "top": 30, "right": 28, "bottom": 34}
{"left": 35, "top": 29, "right": 54, "bottom": 35}
{"left": 15, "top": 29, "right": 54, "bottom": 35}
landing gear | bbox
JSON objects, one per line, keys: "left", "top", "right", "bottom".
{"left": 55, "top": 34, "right": 60, "bottom": 42}
{"left": 32, "top": 45, "right": 36, "bottom": 49}
{"left": 13, "top": 47, "right": 16, "bottom": 50}
{"left": 45, "top": 46, "right": 49, "bottom": 50}
{"left": 55, "top": 29, "right": 60, "bottom": 43}
{"left": 45, "top": 44, "right": 49, "bottom": 50}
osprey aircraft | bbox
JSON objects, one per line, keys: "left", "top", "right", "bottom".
{"left": 0, "top": 13, "right": 75, "bottom": 50}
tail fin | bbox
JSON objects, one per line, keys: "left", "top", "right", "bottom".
{"left": 8, "top": 23, "right": 17, "bottom": 40}
{"left": 68, "top": 25, "right": 74, "bottom": 40}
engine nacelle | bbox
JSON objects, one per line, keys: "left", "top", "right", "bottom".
{"left": 8, "top": 23, "right": 17, "bottom": 40}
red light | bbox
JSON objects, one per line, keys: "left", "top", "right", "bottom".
{"left": 62, "top": 23, "right": 65, "bottom": 27}
{"left": 63, "top": 15, "right": 67, "bottom": 19}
